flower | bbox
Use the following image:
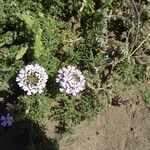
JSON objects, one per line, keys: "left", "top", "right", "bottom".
{"left": 6, "top": 102, "right": 21, "bottom": 112}
{"left": 16, "top": 64, "right": 48, "bottom": 95}
{"left": 56, "top": 65, "right": 86, "bottom": 95}
{"left": 0, "top": 113, "right": 13, "bottom": 127}
{"left": 6, "top": 103, "right": 14, "bottom": 112}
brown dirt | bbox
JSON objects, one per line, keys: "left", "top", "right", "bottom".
{"left": 44, "top": 83, "right": 150, "bottom": 150}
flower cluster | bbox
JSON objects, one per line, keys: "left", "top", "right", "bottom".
{"left": 6, "top": 102, "right": 21, "bottom": 112}
{"left": 16, "top": 64, "right": 86, "bottom": 96}
{"left": 16, "top": 64, "right": 48, "bottom": 95}
{"left": 6, "top": 103, "right": 14, "bottom": 112}
{"left": 56, "top": 66, "right": 86, "bottom": 95}
{"left": 0, "top": 113, "right": 13, "bottom": 127}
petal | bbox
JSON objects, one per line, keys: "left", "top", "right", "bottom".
{"left": 60, "top": 82, "right": 67, "bottom": 88}
{"left": 27, "top": 91, "right": 32, "bottom": 95}
{"left": 38, "top": 90, "right": 43, "bottom": 94}
{"left": 72, "top": 92, "right": 77, "bottom": 96}
{"left": 58, "top": 69, "right": 63, "bottom": 74}
{"left": 22, "top": 86, "right": 29, "bottom": 91}
{"left": 0, "top": 116, "right": 5, "bottom": 121}
{"left": 8, "top": 116, "right": 13, "bottom": 121}
{"left": 1, "top": 121, "right": 7, "bottom": 127}
{"left": 7, "top": 120, "right": 12, "bottom": 126}
{"left": 16, "top": 77, "right": 20, "bottom": 82}
{"left": 19, "top": 74, "right": 24, "bottom": 78}
{"left": 34, "top": 64, "right": 38, "bottom": 67}
{"left": 19, "top": 69, "right": 25, "bottom": 74}
{"left": 56, "top": 78, "right": 60, "bottom": 83}
{"left": 59, "top": 88, "right": 64, "bottom": 92}
{"left": 7, "top": 113, "right": 10, "bottom": 118}
{"left": 18, "top": 82, "right": 24, "bottom": 87}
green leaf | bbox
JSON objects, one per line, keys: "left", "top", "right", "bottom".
{"left": 34, "top": 28, "right": 43, "bottom": 59}
{"left": 16, "top": 46, "right": 28, "bottom": 60}
{"left": 104, "top": 0, "right": 113, "bottom": 6}
{"left": 18, "top": 13, "right": 36, "bottom": 32}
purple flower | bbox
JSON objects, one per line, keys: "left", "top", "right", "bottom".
{"left": 16, "top": 64, "right": 48, "bottom": 95}
{"left": 56, "top": 66, "right": 86, "bottom": 95}
{"left": 6, "top": 103, "right": 14, "bottom": 112}
{"left": 0, "top": 113, "right": 13, "bottom": 127}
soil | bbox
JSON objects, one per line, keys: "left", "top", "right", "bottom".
{"left": 44, "top": 82, "right": 150, "bottom": 150}
{"left": 0, "top": 83, "right": 149, "bottom": 150}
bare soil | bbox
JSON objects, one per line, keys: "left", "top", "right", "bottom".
{"left": 44, "top": 83, "right": 150, "bottom": 150}
{"left": 0, "top": 83, "right": 149, "bottom": 150}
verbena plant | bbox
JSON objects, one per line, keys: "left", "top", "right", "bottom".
{"left": 0, "top": 0, "right": 149, "bottom": 130}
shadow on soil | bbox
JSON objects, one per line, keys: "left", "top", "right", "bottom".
{"left": 0, "top": 118, "right": 59, "bottom": 150}
{"left": 0, "top": 91, "right": 59, "bottom": 150}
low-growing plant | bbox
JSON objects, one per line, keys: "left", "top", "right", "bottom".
{"left": 142, "top": 88, "right": 150, "bottom": 106}
{"left": 0, "top": 0, "right": 150, "bottom": 134}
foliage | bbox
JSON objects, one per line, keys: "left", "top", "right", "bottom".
{"left": 0, "top": 0, "right": 149, "bottom": 132}
{"left": 142, "top": 88, "right": 150, "bottom": 106}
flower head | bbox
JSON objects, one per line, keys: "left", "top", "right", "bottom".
{"left": 6, "top": 102, "right": 21, "bottom": 112}
{"left": 16, "top": 64, "right": 48, "bottom": 95}
{"left": 6, "top": 103, "right": 14, "bottom": 112}
{"left": 0, "top": 113, "right": 13, "bottom": 127}
{"left": 56, "top": 66, "right": 86, "bottom": 95}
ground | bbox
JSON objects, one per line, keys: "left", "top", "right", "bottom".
{"left": 0, "top": 78, "right": 150, "bottom": 150}
{"left": 41, "top": 83, "right": 150, "bottom": 150}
